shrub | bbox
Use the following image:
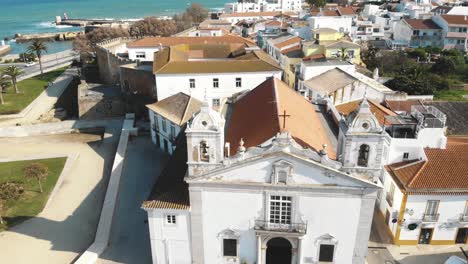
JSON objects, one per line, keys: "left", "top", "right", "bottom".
{"left": 0, "top": 182, "right": 24, "bottom": 201}
{"left": 23, "top": 162, "right": 49, "bottom": 193}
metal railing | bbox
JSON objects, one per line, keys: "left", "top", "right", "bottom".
{"left": 254, "top": 220, "right": 307, "bottom": 234}
{"left": 422, "top": 213, "right": 440, "bottom": 222}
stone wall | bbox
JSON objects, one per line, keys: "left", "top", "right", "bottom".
{"left": 95, "top": 38, "right": 135, "bottom": 85}
{"left": 120, "top": 64, "right": 156, "bottom": 99}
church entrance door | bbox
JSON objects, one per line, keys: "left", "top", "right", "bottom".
{"left": 266, "top": 237, "right": 292, "bottom": 264}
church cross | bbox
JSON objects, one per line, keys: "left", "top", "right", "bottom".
{"left": 278, "top": 110, "right": 291, "bottom": 130}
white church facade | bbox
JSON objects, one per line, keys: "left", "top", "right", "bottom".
{"left": 142, "top": 78, "right": 381, "bottom": 264}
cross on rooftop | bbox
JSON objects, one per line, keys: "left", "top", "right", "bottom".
{"left": 278, "top": 110, "right": 291, "bottom": 130}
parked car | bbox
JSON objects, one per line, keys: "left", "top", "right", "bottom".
{"left": 25, "top": 61, "right": 36, "bottom": 67}
{"left": 444, "top": 256, "right": 468, "bottom": 264}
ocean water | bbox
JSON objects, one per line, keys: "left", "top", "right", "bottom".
{"left": 0, "top": 0, "right": 227, "bottom": 54}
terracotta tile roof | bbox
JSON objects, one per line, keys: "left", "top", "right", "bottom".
{"left": 386, "top": 137, "right": 468, "bottom": 193}
{"left": 153, "top": 45, "right": 282, "bottom": 74}
{"left": 310, "top": 10, "right": 341, "bottom": 16}
{"left": 303, "top": 53, "right": 326, "bottom": 61}
{"left": 337, "top": 6, "right": 357, "bottom": 16}
{"left": 404, "top": 19, "right": 441, "bottom": 30}
{"left": 275, "top": 36, "right": 302, "bottom": 49}
{"left": 303, "top": 68, "right": 357, "bottom": 94}
{"left": 127, "top": 35, "right": 255, "bottom": 48}
{"left": 142, "top": 135, "right": 190, "bottom": 210}
{"left": 441, "top": 15, "right": 468, "bottom": 26}
{"left": 336, "top": 99, "right": 397, "bottom": 125}
{"left": 146, "top": 92, "right": 203, "bottom": 126}
{"left": 384, "top": 100, "right": 423, "bottom": 113}
{"left": 226, "top": 78, "right": 336, "bottom": 159}
{"left": 281, "top": 46, "right": 303, "bottom": 56}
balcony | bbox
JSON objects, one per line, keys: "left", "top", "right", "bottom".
{"left": 422, "top": 213, "right": 440, "bottom": 222}
{"left": 459, "top": 214, "right": 468, "bottom": 222}
{"left": 254, "top": 220, "right": 307, "bottom": 234}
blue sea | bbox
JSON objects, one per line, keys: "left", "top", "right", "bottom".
{"left": 0, "top": 0, "right": 227, "bottom": 54}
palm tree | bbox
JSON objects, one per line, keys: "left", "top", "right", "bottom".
{"left": 0, "top": 74, "right": 11, "bottom": 105}
{"left": 2, "top": 66, "right": 23, "bottom": 93}
{"left": 27, "top": 40, "right": 48, "bottom": 76}
{"left": 339, "top": 47, "right": 349, "bottom": 61}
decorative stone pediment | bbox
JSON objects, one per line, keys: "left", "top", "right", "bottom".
{"left": 271, "top": 159, "right": 293, "bottom": 184}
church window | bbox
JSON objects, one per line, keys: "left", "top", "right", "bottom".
{"left": 269, "top": 196, "right": 292, "bottom": 224}
{"left": 362, "top": 122, "right": 369, "bottom": 129}
{"left": 213, "top": 78, "right": 219, "bottom": 88}
{"left": 189, "top": 79, "right": 196, "bottom": 88}
{"left": 318, "top": 244, "right": 335, "bottom": 262}
{"left": 403, "top": 152, "right": 409, "bottom": 160}
{"left": 161, "top": 117, "right": 167, "bottom": 133}
{"left": 358, "top": 144, "right": 370, "bottom": 167}
{"left": 236, "top": 77, "right": 242, "bottom": 88}
{"left": 165, "top": 214, "right": 176, "bottom": 224}
{"left": 200, "top": 141, "right": 210, "bottom": 162}
{"left": 223, "top": 238, "right": 237, "bottom": 257}
{"left": 212, "top": 98, "right": 220, "bottom": 107}
{"left": 277, "top": 171, "right": 287, "bottom": 184}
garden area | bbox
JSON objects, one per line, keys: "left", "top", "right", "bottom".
{"left": 0, "top": 157, "right": 67, "bottom": 231}
{"left": 0, "top": 68, "right": 66, "bottom": 115}
{"left": 362, "top": 46, "right": 468, "bottom": 100}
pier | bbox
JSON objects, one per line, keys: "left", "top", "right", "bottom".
{"left": 55, "top": 16, "right": 142, "bottom": 27}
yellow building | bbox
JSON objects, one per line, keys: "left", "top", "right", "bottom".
{"left": 303, "top": 28, "right": 363, "bottom": 65}
{"left": 281, "top": 50, "right": 303, "bottom": 89}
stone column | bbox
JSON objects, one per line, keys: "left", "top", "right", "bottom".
{"left": 297, "top": 237, "right": 303, "bottom": 264}
{"left": 257, "top": 235, "right": 262, "bottom": 264}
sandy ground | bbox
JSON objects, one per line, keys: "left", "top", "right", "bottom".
{"left": 0, "top": 131, "right": 120, "bottom": 264}
{"left": 97, "top": 136, "right": 169, "bottom": 264}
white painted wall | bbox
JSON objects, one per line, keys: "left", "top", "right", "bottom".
{"left": 128, "top": 47, "right": 161, "bottom": 61}
{"left": 147, "top": 209, "right": 192, "bottom": 264}
{"left": 148, "top": 109, "right": 182, "bottom": 154}
{"left": 400, "top": 195, "right": 468, "bottom": 242}
{"left": 378, "top": 170, "right": 405, "bottom": 237}
{"left": 307, "top": 16, "right": 353, "bottom": 33}
{"left": 155, "top": 71, "right": 282, "bottom": 102}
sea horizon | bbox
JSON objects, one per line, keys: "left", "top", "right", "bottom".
{"left": 0, "top": 0, "right": 229, "bottom": 54}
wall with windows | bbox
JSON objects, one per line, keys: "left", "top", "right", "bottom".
{"left": 128, "top": 47, "right": 161, "bottom": 62}
{"left": 148, "top": 110, "right": 182, "bottom": 155}
{"left": 146, "top": 209, "right": 192, "bottom": 264}
{"left": 378, "top": 170, "right": 405, "bottom": 238}
{"left": 399, "top": 195, "right": 468, "bottom": 243}
{"left": 307, "top": 16, "right": 353, "bottom": 34}
{"left": 154, "top": 71, "right": 282, "bottom": 102}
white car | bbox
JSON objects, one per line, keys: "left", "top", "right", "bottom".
{"left": 25, "top": 61, "right": 36, "bottom": 67}
{"left": 445, "top": 256, "right": 468, "bottom": 264}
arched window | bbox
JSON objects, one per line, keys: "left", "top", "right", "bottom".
{"left": 358, "top": 144, "right": 370, "bottom": 167}
{"left": 200, "top": 141, "right": 210, "bottom": 162}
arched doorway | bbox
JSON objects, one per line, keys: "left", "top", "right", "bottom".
{"left": 266, "top": 237, "right": 292, "bottom": 264}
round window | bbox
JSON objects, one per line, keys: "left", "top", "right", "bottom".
{"left": 362, "top": 122, "right": 369, "bottom": 129}
{"left": 202, "top": 121, "right": 208, "bottom": 126}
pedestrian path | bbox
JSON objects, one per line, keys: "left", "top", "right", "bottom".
{"left": 0, "top": 68, "right": 77, "bottom": 127}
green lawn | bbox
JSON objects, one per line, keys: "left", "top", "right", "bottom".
{"left": 0, "top": 157, "right": 67, "bottom": 231}
{"left": 0, "top": 68, "right": 67, "bottom": 115}
{"left": 434, "top": 90, "right": 468, "bottom": 101}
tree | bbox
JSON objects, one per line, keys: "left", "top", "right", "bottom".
{"left": 0, "top": 182, "right": 24, "bottom": 201}
{"left": 2, "top": 66, "right": 23, "bottom": 93}
{"left": 0, "top": 74, "right": 11, "bottom": 105}
{"left": 185, "top": 3, "right": 209, "bottom": 23}
{"left": 130, "top": 17, "right": 178, "bottom": 37}
{"left": 73, "top": 27, "right": 130, "bottom": 56}
{"left": 431, "top": 56, "right": 457, "bottom": 75}
{"left": 0, "top": 199, "right": 4, "bottom": 225}
{"left": 27, "top": 40, "right": 48, "bottom": 76}
{"left": 23, "top": 163, "right": 49, "bottom": 193}
{"left": 338, "top": 47, "right": 349, "bottom": 61}
{"left": 305, "top": 0, "right": 328, "bottom": 8}
{"left": 361, "top": 45, "right": 380, "bottom": 71}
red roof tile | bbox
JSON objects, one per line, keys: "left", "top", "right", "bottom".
{"left": 441, "top": 15, "right": 468, "bottom": 26}
{"left": 404, "top": 19, "right": 441, "bottom": 30}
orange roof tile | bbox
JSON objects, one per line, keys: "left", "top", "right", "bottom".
{"left": 404, "top": 19, "right": 441, "bottom": 30}
{"left": 227, "top": 78, "right": 336, "bottom": 159}
{"left": 275, "top": 36, "right": 302, "bottom": 49}
{"left": 386, "top": 137, "right": 468, "bottom": 193}
{"left": 441, "top": 15, "right": 468, "bottom": 26}
{"left": 336, "top": 99, "right": 397, "bottom": 125}
{"left": 337, "top": 6, "right": 357, "bottom": 16}
{"left": 127, "top": 35, "right": 255, "bottom": 48}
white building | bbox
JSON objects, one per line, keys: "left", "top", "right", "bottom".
{"left": 126, "top": 36, "right": 256, "bottom": 62}
{"left": 393, "top": 19, "right": 442, "bottom": 48}
{"left": 142, "top": 78, "right": 381, "bottom": 264}
{"left": 302, "top": 68, "right": 395, "bottom": 104}
{"left": 152, "top": 44, "right": 283, "bottom": 103}
{"left": 146, "top": 92, "right": 203, "bottom": 154}
{"left": 307, "top": 8, "right": 355, "bottom": 34}
{"left": 224, "top": 0, "right": 302, "bottom": 14}
{"left": 266, "top": 34, "right": 302, "bottom": 62}
{"left": 432, "top": 15, "right": 468, "bottom": 52}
